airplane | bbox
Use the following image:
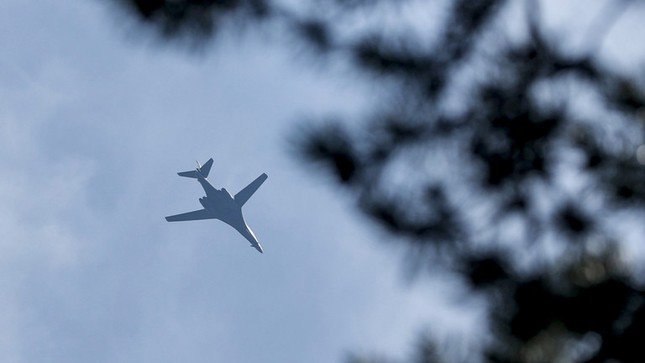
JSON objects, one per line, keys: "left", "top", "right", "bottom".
{"left": 165, "top": 158, "right": 268, "bottom": 253}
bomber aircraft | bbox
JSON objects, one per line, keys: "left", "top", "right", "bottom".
{"left": 165, "top": 158, "right": 268, "bottom": 253}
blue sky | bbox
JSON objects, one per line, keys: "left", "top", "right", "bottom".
{"left": 2, "top": 1, "right": 643, "bottom": 362}
{"left": 0, "top": 1, "right": 483, "bottom": 362}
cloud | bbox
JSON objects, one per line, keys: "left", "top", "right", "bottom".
{"left": 0, "top": 1, "right": 466, "bottom": 361}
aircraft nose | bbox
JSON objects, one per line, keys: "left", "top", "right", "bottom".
{"left": 256, "top": 243, "right": 264, "bottom": 253}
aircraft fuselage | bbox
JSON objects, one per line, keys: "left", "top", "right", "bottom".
{"left": 196, "top": 175, "right": 263, "bottom": 253}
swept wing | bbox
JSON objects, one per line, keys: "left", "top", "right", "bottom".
{"left": 234, "top": 173, "right": 268, "bottom": 207}
{"left": 165, "top": 209, "right": 214, "bottom": 222}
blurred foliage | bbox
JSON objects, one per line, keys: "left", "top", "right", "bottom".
{"left": 114, "top": 0, "right": 270, "bottom": 41}
{"left": 112, "top": 0, "right": 645, "bottom": 361}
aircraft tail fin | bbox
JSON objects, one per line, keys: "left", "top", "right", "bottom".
{"left": 177, "top": 158, "right": 214, "bottom": 178}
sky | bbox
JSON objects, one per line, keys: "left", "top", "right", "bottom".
{"left": 0, "top": 1, "right": 483, "bottom": 362}
{"left": 2, "top": 1, "right": 643, "bottom": 362}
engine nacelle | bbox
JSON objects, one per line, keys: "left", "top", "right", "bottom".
{"left": 199, "top": 197, "right": 208, "bottom": 209}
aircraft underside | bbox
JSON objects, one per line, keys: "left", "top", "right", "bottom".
{"left": 165, "top": 158, "right": 267, "bottom": 254}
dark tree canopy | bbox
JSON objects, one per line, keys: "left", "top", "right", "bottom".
{"left": 115, "top": 0, "right": 270, "bottom": 40}
{"left": 112, "top": 0, "right": 644, "bottom": 362}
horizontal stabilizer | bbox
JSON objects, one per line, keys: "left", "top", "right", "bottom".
{"left": 200, "top": 158, "right": 213, "bottom": 177}
{"left": 165, "top": 209, "right": 214, "bottom": 222}
{"left": 177, "top": 158, "right": 214, "bottom": 178}
{"left": 234, "top": 173, "right": 268, "bottom": 207}
{"left": 178, "top": 170, "right": 199, "bottom": 178}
